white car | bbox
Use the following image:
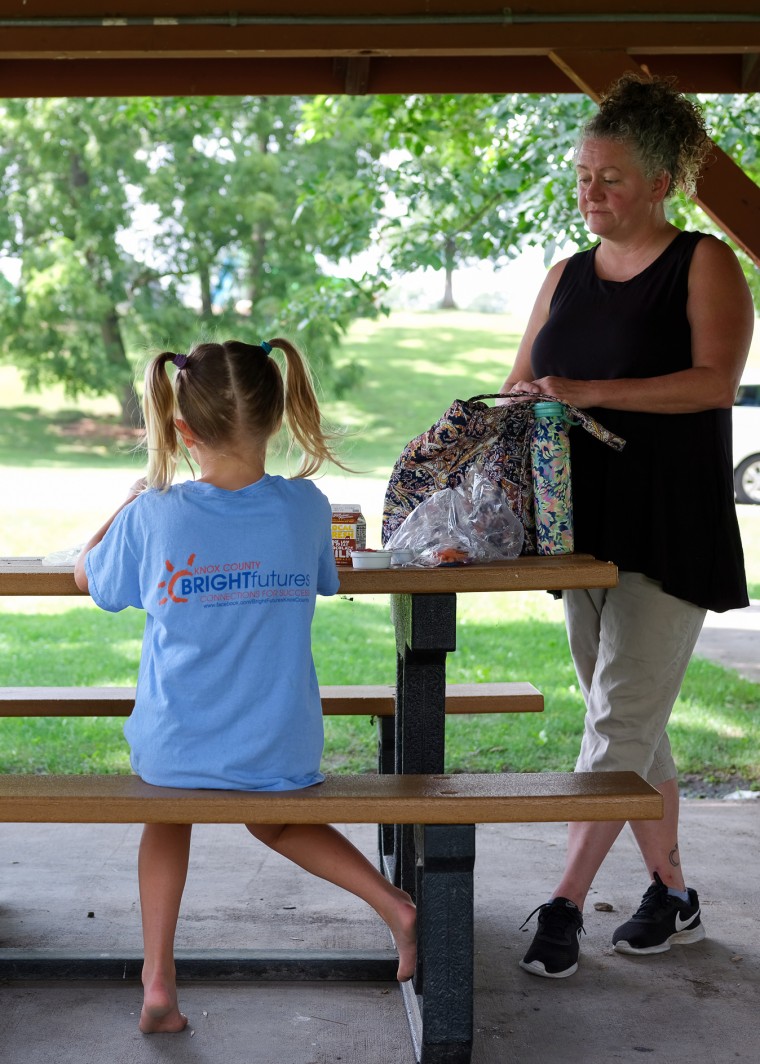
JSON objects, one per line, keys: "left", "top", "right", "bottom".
{"left": 733, "top": 376, "right": 760, "bottom": 504}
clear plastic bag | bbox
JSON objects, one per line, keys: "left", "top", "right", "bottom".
{"left": 384, "top": 465, "right": 524, "bottom": 567}
{"left": 41, "top": 545, "right": 84, "bottom": 566}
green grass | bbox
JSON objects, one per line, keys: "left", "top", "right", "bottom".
{"left": 1, "top": 309, "right": 759, "bottom": 781}
{"left": 0, "top": 369, "right": 138, "bottom": 469}
{"left": 324, "top": 311, "right": 523, "bottom": 474}
{"left": 0, "top": 311, "right": 521, "bottom": 475}
{"left": 1, "top": 592, "right": 758, "bottom": 783}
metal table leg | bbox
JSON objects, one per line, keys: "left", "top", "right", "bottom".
{"left": 387, "top": 593, "right": 474, "bottom": 1063}
{"left": 387, "top": 592, "right": 456, "bottom": 893}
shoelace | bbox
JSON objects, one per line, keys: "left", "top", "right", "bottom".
{"left": 520, "top": 900, "right": 586, "bottom": 937}
{"left": 629, "top": 872, "right": 673, "bottom": 919}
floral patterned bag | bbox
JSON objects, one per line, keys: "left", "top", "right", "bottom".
{"left": 382, "top": 392, "right": 625, "bottom": 555}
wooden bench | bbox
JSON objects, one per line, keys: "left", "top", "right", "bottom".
{"left": 0, "top": 769, "right": 660, "bottom": 824}
{"left": 0, "top": 769, "right": 662, "bottom": 1064}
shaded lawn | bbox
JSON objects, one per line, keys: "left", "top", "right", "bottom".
{"left": 326, "top": 311, "right": 521, "bottom": 474}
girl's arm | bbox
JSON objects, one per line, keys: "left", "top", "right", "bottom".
{"left": 523, "top": 237, "right": 754, "bottom": 413}
{"left": 74, "top": 479, "right": 146, "bottom": 593}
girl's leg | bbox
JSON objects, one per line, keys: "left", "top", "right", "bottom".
{"left": 137, "top": 822, "right": 193, "bottom": 1033}
{"left": 247, "top": 823, "right": 417, "bottom": 981}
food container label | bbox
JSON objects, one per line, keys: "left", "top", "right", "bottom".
{"left": 331, "top": 505, "right": 367, "bottom": 566}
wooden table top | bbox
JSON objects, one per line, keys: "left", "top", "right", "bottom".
{"left": 0, "top": 554, "right": 618, "bottom": 596}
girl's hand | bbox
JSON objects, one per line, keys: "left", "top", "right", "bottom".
{"left": 128, "top": 477, "right": 147, "bottom": 500}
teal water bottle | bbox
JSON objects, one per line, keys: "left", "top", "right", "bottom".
{"left": 530, "top": 401, "right": 574, "bottom": 555}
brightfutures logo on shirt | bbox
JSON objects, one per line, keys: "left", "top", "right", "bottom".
{"left": 158, "top": 553, "right": 311, "bottom": 607}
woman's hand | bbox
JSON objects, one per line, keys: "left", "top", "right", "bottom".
{"left": 504, "top": 378, "right": 599, "bottom": 408}
{"left": 525, "top": 377, "right": 602, "bottom": 407}
{"left": 508, "top": 380, "right": 544, "bottom": 396}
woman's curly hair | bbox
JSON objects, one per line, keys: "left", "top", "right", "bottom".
{"left": 581, "top": 72, "right": 712, "bottom": 197}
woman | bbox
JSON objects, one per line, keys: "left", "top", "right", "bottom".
{"left": 501, "top": 74, "right": 755, "bottom": 979}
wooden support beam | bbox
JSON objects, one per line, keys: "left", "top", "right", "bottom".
{"left": 695, "top": 156, "right": 760, "bottom": 267}
{"left": 333, "top": 56, "right": 372, "bottom": 94}
{"left": 0, "top": 54, "right": 751, "bottom": 98}
{"left": 742, "top": 53, "right": 760, "bottom": 91}
{"left": 550, "top": 49, "right": 760, "bottom": 268}
{"left": 549, "top": 47, "right": 643, "bottom": 98}
{"left": 1, "top": 4, "right": 760, "bottom": 60}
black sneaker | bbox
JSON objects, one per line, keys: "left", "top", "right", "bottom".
{"left": 612, "top": 873, "right": 706, "bottom": 955}
{"left": 519, "top": 897, "right": 585, "bottom": 978}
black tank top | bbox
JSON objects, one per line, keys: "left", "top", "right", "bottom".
{"left": 531, "top": 230, "right": 747, "bottom": 612}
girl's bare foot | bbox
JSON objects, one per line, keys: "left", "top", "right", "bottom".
{"left": 390, "top": 894, "right": 418, "bottom": 982}
{"left": 139, "top": 982, "right": 188, "bottom": 1034}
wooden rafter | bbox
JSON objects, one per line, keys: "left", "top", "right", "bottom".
{"left": 0, "top": 1, "right": 759, "bottom": 57}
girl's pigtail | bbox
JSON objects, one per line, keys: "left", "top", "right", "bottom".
{"left": 143, "top": 352, "right": 182, "bottom": 490}
{"left": 269, "top": 338, "right": 348, "bottom": 477}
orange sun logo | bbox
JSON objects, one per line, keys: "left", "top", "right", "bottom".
{"left": 157, "top": 553, "right": 196, "bottom": 605}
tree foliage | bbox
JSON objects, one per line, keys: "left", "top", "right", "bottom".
{"left": 0, "top": 98, "right": 150, "bottom": 423}
{"left": 0, "top": 95, "right": 385, "bottom": 422}
{"left": 368, "top": 92, "right": 596, "bottom": 307}
{"left": 0, "top": 91, "right": 756, "bottom": 421}
{"left": 370, "top": 91, "right": 759, "bottom": 305}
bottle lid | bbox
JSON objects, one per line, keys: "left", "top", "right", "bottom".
{"left": 533, "top": 401, "right": 564, "bottom": 417}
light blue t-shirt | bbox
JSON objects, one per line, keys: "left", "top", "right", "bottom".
{"left": 85, "top": 475, "right": 340, "bottom": 791}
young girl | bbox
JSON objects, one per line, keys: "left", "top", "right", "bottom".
{"left": 74, "top": 338, "right": 416, "bottom": 1034}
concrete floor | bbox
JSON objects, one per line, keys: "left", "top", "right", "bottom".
{"left": 2, "top": 800, "right": 758, "bottom": 1064}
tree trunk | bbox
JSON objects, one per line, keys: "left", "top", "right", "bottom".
{"left": 248, "top": 130, "right": 269, "bottom": 308}
{"left": 101, "top": 308, "right": 142, "bottom": 428}
{"left": 440, "top": 237, "right": 458, "bottom": 309}
{"left": 119, "top": 379, "right": 143, "bottom": 429}
{"left": 199, "top": 261, "right": 213, "bottom": 316}
{"left": 248, "top": 222, "right": 267, "bottom": 308}
{"left": 440, "top": 267, "right": 457, "bottom": 309}
{"left": 71, "top": 147, "right": 142, "bottom": 430}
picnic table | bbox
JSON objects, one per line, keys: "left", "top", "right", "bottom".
{"left": 0, "top": 554, "right": 661, "bottom": 1063}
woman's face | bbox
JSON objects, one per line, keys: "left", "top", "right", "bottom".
{"left": 575, "top": 137, "right": 668, "bottom": 241}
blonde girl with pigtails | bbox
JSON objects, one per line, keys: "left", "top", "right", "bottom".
{"left": 75, "top": 338, "right": 416, "bottom": 1036}
{"left": 142, "top": 339, "right": 344, "bottom": 491}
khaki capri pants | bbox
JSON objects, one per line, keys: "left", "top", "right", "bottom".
{"left": 563, "top": 572, "right": 707, "bottom": 787}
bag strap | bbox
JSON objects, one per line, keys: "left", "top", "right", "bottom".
{"left": 465, "top": 391, "right": 626, "bottom": 452}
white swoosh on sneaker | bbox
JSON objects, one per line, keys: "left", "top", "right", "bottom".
{"left": 675, "top": 909, "right": 700, "bottom": 932}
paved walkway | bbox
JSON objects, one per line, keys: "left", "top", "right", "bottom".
{"left": 695, "top": 601, "right": 760, "bottom": 684}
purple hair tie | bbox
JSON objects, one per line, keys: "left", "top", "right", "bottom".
{"left": 260, "top": 341, "right": 273, "bottom": 355}
{"left": 171, "top": 353, "right": 189, "bottom": 369}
